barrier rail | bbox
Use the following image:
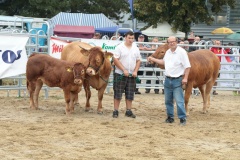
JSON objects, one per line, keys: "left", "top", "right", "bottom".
{"left": 1, "top": 27, "right": 240, "bottom": 97}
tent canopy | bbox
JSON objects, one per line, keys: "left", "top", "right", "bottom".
{"left": 141, "top": 22, "right": 185, "bottom": 38}
{"left": 49, "top": 12, "right": 117, "bottom": 29}
{"left": 95, "top": 26, "right": 141, "bottom": 37}
{"left": 54, "top": 25, "right": 95, "bottom": 38}
{"left": 95, "top": 26, "right": 141, "bottom": 34}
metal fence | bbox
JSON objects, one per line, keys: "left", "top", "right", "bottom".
{"left": 1, "top": 28, "right": 240, "bottom": 97}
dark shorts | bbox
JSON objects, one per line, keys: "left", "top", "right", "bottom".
{"left": 113, "top": 73, "right": 136, "bottom": 100}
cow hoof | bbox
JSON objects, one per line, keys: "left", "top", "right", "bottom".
{"left": 74, "top": 103, "right": 80, "bottom": 106}
{"left": 30, "top": 107, "right": 38, "bottom": 110}
{"left": 97, "top": 111, "right": 103, "bottom": 115}
{"left": 202, "top": 111, "right": 207, "bottom": 114}
{"left": 85, "top": 108, "right": 93, "bottom": 112}
{"left": 65, "top": 110, "right": 72, "bottom": 115}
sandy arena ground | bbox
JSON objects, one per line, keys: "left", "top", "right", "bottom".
{"left": 0, "top": 88, "right": 239, "bottom": 160}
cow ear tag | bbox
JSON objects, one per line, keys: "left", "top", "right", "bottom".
{"left": 106, "top": 55, "right": 111, "bottom": 60}
{"left": 66, "top": 67, "right": 73, "bottom": 72}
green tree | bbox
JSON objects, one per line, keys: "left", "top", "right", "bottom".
{"left": 134, "top": 0, "right": 236, "bottom": 37}
{"left": 0, "top": 0, "right": 129, "bottom": 23}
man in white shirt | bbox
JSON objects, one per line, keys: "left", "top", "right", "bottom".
{"left": 147, "top": 36, "right": 191, "bottom": 125}
{"left": 113, "top": 31, "right": 142, "bottom": 118}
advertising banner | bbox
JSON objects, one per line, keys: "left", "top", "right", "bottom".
{"left": 50, "top": 37, "right": 122, "bottom": 59}
{"left": 0, "top": 35, "right": 29, "bottom": 78}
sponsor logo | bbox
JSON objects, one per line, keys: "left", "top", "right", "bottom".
{"left": 51, "top": 43, "right": 64, "bottom": 54}
{"left": 102, "top": 43, "right": 116, "bottom": 50}
{"left": 0, "top": 50, "right": 21, "bottom": 64}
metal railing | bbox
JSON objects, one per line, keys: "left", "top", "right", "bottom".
{"left": 1, "top": 32, "right": 240, "bottom": 97}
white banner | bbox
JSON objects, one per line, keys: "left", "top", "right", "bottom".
{"left": 50, "top": 37, "right": 123, "bottom": 59}
{"left": 0, "top": 35, "right": 29, "bottom": 78}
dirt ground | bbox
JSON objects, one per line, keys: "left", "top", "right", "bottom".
{"left": 0, "top": 88, "right": 239, "bottom": 160}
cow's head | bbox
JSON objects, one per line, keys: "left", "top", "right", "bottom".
{"left": 150, "top": 43, "right": 169, "bottom": 69}
{"left": 151, "top": 43, "right": 169, "bottom": 59}
{"left": 66, "top": 63, "right": 86, "bottom": 85}
{"left": 86, "top": 47, "right": 113, "bottom": 76}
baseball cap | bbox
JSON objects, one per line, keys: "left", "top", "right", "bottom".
{"left": 139, "top": 34, "right": 144, "bottom": 38}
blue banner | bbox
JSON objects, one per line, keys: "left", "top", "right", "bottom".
{"left": 128, "top": 0, "right": 134, "bottom": 20}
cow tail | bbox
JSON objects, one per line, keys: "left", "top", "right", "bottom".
{"left": 26, "top": 80, "right": 29, "bottom": 90}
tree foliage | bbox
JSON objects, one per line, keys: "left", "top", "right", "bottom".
{"left": 0, "top": 0, "right": 129, "bottom": 23}
{"left": 134, "top": 0, "right": 236, "bottom": 36}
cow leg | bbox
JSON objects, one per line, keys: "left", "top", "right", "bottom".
{"left": 34, "top": 79, "right": 43, "bottom": 109}
{"left": 198, "top": 84, "right": 208, "bottom": 114}
{"left": 63, "top": 89, "right": 71, "bottom": 115}
{"left": 97, "top": 85, "right": 107, "bottom": 114}
{"left": 27, "top": 81, "right": 37, "bottom": 109}
{"left": 184, "top": 83, "right": 193, "bottom": 116}
{"left": 70, "top": 90, "right": 80, "bottom": 113}
{"left": 204, "top": 82, "right": 214, "bottom": 113}
{"left": 83, "top": 80, "right": 91, "bottom": 112}
{"left": 74, "top": 87, "right": 82, "bottom": 107}
{"left": 74, "top": 93, "right": 80, "bottom": 106}
{"left": 69, "top": 92, "right": 75, "bottom": 113}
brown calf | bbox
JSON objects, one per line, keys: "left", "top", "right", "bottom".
{"left": 61, "top": 41, "right": 113, "bottom": 113}
{"left": 26, "top": 53, "right": 86, "bottom": 115}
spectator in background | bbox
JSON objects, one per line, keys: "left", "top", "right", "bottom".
{"left": 145, "top": 37, "right": 160, "bottom": 94}
{"left": 137, "top": 34, "right": 152, "bottom": 51}
{"left": 92, "top": 32, "right": 101, "bottom": 39}
{"left": 211, "top": 40, "right": 231, "bottom": 63}
{"left": 135, "top": 34, "right": 152, "bottom": 94}
{"left": 179, "top": 40, "right": 190, "bottom": 52}
{"left": 179, "top": 40, "right": 185, "bottom": 47}
{"left": 184, "top": 40, "right": 190, "bottom": 52}
{"left": 210, "top": 40, "right": 231, "bottom": 95}
{"left": 188, "top": 31, "right": 195, "bottom": 39}
{"left": 111, "top": 32, "right": 121, "bottom": 40}
{"left": 189, "top": 36, "right": 201, "bottom": 52}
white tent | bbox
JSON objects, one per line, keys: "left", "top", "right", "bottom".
{"left": 141, "top": 22, "right": 185, "bottom": 37}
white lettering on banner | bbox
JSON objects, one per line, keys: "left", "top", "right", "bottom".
{"left": 0, "top": 35, "right": 29, "bottom": 78}
{"left": 50, "top": 37, "right": 123, "bottom": 59}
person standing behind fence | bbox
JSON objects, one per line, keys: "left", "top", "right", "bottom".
{"left": 92, "top": 32, "right": 101, "bottom": 39}
{"left": 112, "top": 31, "right": 141, "bottom": 118}
{"left": 145, "top": 37, "right": 161, "bottom": 94}
{"left": 179, "top": 40, "right": 190, "bottom": 52}
{"left": 189, "top": 36, "right": 200, "bottom": 52}
{"left": 135, "top": 34, "right": 152, "bottom": 94}
{"left": 111, "top": 32, "right": 121, "bottom": 40}
{"left": 210, "top": 40, "right": 231, "bottom": 95}
{"left": 147, "top": 36, "right": 191, "bottom": 126}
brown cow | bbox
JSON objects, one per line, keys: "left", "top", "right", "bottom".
{"left": 26, "top": 53, "right": 86, "bottom": 115}
{"left": 151, "top": 44, "right": 220, "bottom": 115}
{"left": 61, "top": 41, "right": 113, "bottom": 113}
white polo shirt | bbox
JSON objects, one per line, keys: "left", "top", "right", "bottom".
{"left": 163, "top": 46, "right": 191, "bottom": 77}
{"left": 114, "top": 42, "right": 142, "bottom": 74}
